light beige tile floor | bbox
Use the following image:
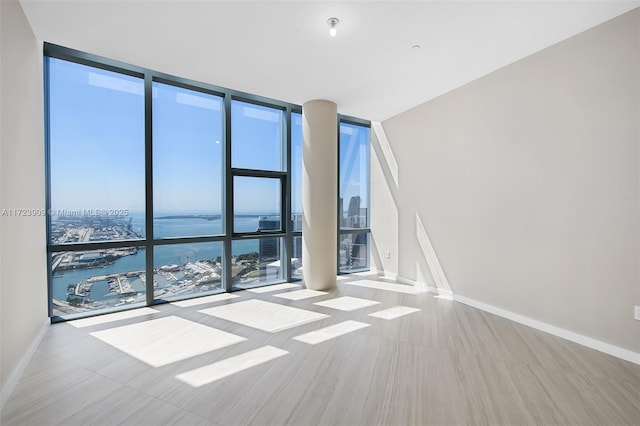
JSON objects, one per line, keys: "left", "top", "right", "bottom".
{"left": 2, "top": 273, "right": 639, "bottom": 426}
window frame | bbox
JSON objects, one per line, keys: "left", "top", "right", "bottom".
{"left": 44, "top": 43, "right": 369, "bottom": 322}
{"left": 337, "top": 116, "right": 372, "bottom": 274}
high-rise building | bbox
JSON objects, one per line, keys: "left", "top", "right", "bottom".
{"left": 347, "top": 196, "right": 361, "bottom": 228}
{"left": 258, "top": 215, "right": 303, "bottom": 279}
{"left": 258, "top": 216, "right": 280, "bottom": 279}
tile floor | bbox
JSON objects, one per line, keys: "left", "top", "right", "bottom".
{"left": 2, "top": 273, "right": 639, "bottom": 425}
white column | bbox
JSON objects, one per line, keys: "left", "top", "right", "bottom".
{"left": 302, "top": 100, "right": 337, "bottom": 291}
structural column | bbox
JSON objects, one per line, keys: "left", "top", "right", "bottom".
{"left": 302, "top": 100, "right": 337, "bottom": 291}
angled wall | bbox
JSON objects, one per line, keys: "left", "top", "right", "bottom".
{"left": 371, "top": 9, "right": 640, "bottom": 354}
{"left": 0, "top": 0, "right": 48, "bottom": 400}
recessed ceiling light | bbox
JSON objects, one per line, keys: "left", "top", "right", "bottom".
{"left": 327, "top": 17, "right": 339, "bottom": 37}
{"left": 412, "top": 44, "right": 422, "bottom": 49}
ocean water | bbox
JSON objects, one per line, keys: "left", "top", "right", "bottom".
{"left": 51, "top": 214, "right": 272, "bottom": 301}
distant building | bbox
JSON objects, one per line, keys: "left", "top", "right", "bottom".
{"left": 257, "top": 216, "right": 280, "bottom": 233}
{"left": 347, "top": 196, "right": 361, "bottom": 228}
{"left": 258, "top": 215, "right": 303, "bottom": 279}
{"left": 291, "top": 213, "right": 303, "bottom": 231}
{"left": 340, "top": 196, "right": 367, "bottom": 229}
{"left": 258, "top": 216, "right": 280, "bottom": 280}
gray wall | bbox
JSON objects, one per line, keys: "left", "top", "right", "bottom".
{"left": 0, "top": 0, "right": 48, "bottom": 391}
{"left": 371, "top": 9, "right": 640, "bottom": 353}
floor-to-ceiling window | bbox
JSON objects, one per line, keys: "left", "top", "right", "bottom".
{"left": 45, "top": 44, "right": 369, "bottom": 320}
{"left": 290, "top": 112, "right": 303, "bottom": 279}
{"left": 152, "top": 81, "right": 225, "bottom": 301}
{"left": 47, "top": 57, "right": 148, "bottom": 318}
{"left": 230, "top": 100, "right": 287, "bottom": 289}
{"left": 338, "top": 119, "right": 371, "bottom": 273}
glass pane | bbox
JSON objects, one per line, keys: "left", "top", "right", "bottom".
{"left": 339, "top": 233, "right": 369, "bottom": 272}
{"left": 153, "top": 242, "right": 223, "bottom": 300}
{"left": 153, "top": 82, "right": 224, "bottom": 238}
{"left": 291, "top": 112, "right": 303, "bottom": 232}
{"left": 233, "top": 176, "right": 281, "bottom": 233}
{"left": 291, "top": 235, "right": 303, "bottom": 279}
{"left": 231, "top": 100, "right": 283, "bottom": 171}
{"left": 232, "top": 238, "right": 283, "bottom": 288}
{"left": 339, "top": 123, "right": 370, "bottom": 230}
{"left": 51, "top": 247, "right": 146, "bottom": 318}
{"left": 48, "top": 58, "right": 145, "bottom": 243}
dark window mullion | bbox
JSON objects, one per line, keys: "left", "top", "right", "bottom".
{"left": 232, "top": 231, "right": 287, "bottom": 239}
{"left": 152, "top": 235, "right": 227, "bottom": 246}
{"left": 44, "top": 43, "right": 144, "bottom": 79}
{"left": 151, "top": 75, "right": 225, "bottom": 98}
{"left": 230, "top": 94, "right": 288, "bottom": 111}
{"left": 44, "top": 55, "right": 53, "bottom": 318}
{"left": 339, "top": 228, "right": 371, "bottom": 234}
{"left": 284, "top": 106, "right": 292, "bottom": 282}
{"left": 223, "top": 91, "right": 233, "bottom": 293}
{"left": 144, "top": 72, "right": 154, "bottom": 307}
{"left": 336, "top": 118, "right": 342, "bottom": 272}
{"left": 231, "top": 168, "right": 287, "bottom": 179}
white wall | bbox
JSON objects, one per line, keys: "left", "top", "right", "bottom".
{"left": 369, "top": 124, "right": 398, "bottom": 278}
{"left": 0, "top": 0, "right": 48, "bottom": 397}
{"left": 371, "top": 9, "right": 640, "bottom": 353}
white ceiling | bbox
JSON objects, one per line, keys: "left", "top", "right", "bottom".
{"left": 19, "top": 0, "right": 639, "bottom": 121}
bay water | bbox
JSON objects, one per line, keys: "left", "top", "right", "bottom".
{"left": 51, "top": 213, "right": 270, "bottom": 301}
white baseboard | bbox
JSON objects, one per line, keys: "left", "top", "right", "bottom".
{"left": 396, "top": 274, "right": 640, "bottom": 366}
{"left": 1, "top": 319, "right": 50, "bottom": 409}
{"left": 395, "top": 275, "right": 441, "bottom": 295}
{"left": 453, "top": 294, "right": 640, "bottom": 365}
{"left": 433, "top": 286, "right": 453, "bottom": 299}
{"left": 370, "top": 267, "right": 398, "bottom": 281}
{"left": 395, "top": 275, "right": 412, "bottom": 285}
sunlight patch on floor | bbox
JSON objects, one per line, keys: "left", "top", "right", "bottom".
{"left": 199, "top": 299, "right": 328, "bottom": 332}
{"left": 369, "top": 306, "right": 421, "bottom": 320}
{"left": 293, "top": 320, "right": 370, "bottom": 345}
{"left": 90, "top": 316, "right": 246, "bottom": 367}
{"left": 314, "top": 296, "right": 380, "bottom": 312}
{"left": 273, "top": 289, "right": 328, "bottom": 301}
{"left": 175, "top": 345, "right": 288, "bottom": 387}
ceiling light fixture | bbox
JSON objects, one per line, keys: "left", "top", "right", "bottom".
{"left": 327, "top": 17, "right": 339, "bottom": 37}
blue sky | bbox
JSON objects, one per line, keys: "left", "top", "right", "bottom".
{"left": 153, "top": 82, "right": 224, "bottom": 213}
{"left": 49, "top": 58, "right": 368, "bottom": 216}
{"left": 49, "top": 58, "right": 145, "bottom": 211}
{"left": 340, "top": 122, "right": 370, "bottom": 210}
